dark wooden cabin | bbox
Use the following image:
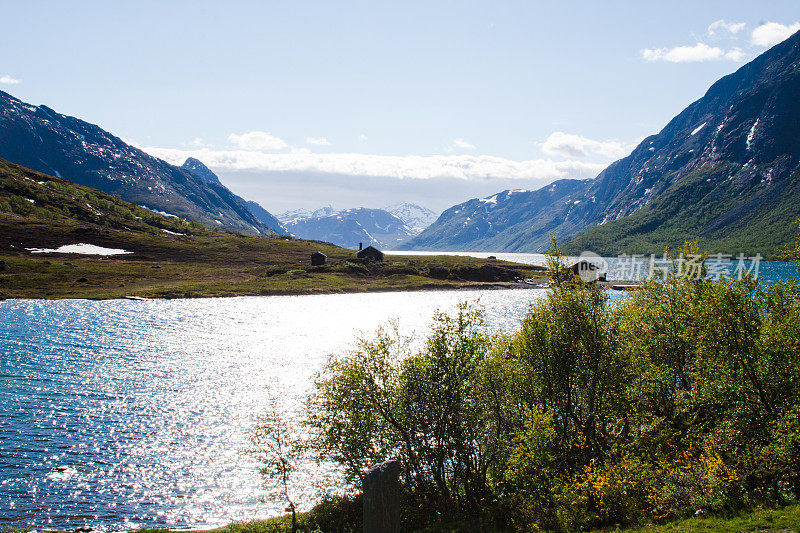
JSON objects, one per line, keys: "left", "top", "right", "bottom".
{"left": 310, "top": 251, "right": 327, "bottom": 266}
{"left": 357, "top": 245, "right": 384, "bottom": 262}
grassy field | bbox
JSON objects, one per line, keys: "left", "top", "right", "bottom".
{"left": 598, "top": 503, "right": 800, "bottom": 533}
{"left": 0, "top": 244, "right": 546, "bottom": 300}
{"left": 0, "top": 158, "right": 547, "bottom": 299}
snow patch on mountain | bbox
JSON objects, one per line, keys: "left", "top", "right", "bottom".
{"left": 383, "top": 202, "right": 438, "bottom": 235}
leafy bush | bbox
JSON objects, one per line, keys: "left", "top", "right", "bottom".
{"left": 290, "top": 243, "right": 800, "bottom": 531}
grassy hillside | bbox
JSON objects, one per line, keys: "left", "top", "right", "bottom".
{"left": 564, "top": 165, "right": 800, "bottom": 258}
{"left": 0, "top": 158, "right": 545, "bottom": 299}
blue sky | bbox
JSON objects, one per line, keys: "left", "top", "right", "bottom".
{"left": 1, "top": 1, "right": 799, "bottom": 212}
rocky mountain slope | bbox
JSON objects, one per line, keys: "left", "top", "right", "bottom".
{"left": 0, "top": 90, "right": 282, "bottom": 235}
{"left": 179, "top": 157, "right": 287, "bottom": 234}
{"left": 281, "top": 207, "right": 415, "bottom": 249}
{"left": 0, "top": 155, "right": 209, "bottom": 254}
{"left": 403, "top": 30, "right": 800, "bottom": 257}
{"left": 400, "top": 181, "right": 589, "bottom": 252}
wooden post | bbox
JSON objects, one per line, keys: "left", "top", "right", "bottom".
{"left": 363, "top": 460, "right": 400, "bottom": 533}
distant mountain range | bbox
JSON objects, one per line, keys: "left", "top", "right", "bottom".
{"left": 403, "top": 30, "right": 800, "bottom": 257}
{"left": 279, "top": 206, "right": 338, "bottom": 225}
{"left": 278, "top": 205, "right": 423, "bottom": 249}
{"left": 0, "top": 90, "right": 285, "bottom": 236}
{"left": 383, "top": 202, "right": 438, "bottom": 234}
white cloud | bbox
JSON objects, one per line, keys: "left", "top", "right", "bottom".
{"left": 707, "top": 20, "right": 746, "bottom": 36}
{"left": 751, "top": 21, "right": 800, "bottom": 47}
{"left": 227, "top": 130, "right": 287, "bottom": 151}
{"left": 358, "top": 134, "right": 367, "bottom": 141}
{"left": 541, "top": 132, "right": 638, "bottom": 159}
{"left": 724, "top": 47, "right": 746, "bottom": 61}
{"left": 306, "top": 136, "right": 330, "bottom": 146}
{"left": 138, "top": 146, "right": 607, "bottom": 182}
{"left": 180, "top": 137, "right": 210, "bottom": 148}
{"left": 452, "top": 138, "right": 477, "bottom": 150}
{"left": 641, "top": 42, "right": 744, "bottom": 63}
{"left": 0, "top": 75, "right": 21, "bottom": 84}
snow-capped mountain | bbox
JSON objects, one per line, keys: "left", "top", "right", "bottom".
{"left": 403, "top": 30, "right": 800, "bottom": 255}
{"left": 383, "top": 202, "right": 438, "bottom": 235}
{"left": 281, "top": 207, "right": 415, "bottom": 249}
{"left": 0, "top": 90, "right": 283, "bottom": 235}
{"left": 278, "top": 206, "right": 336, "bottom": 225}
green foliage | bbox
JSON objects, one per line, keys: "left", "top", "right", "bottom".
{"left": 781, "top": 218, "right": 800, "bottom": 263}
{"left": 544, "top": 234, "right": 576, "bottom": 287}
{"left": 249, "top": 396, "right": 307, "bottom": 533}
{"left": 307, "top": 304, "right": 509, "bottom": 526}
{"left": 565, "top": 165, "right": 800, "bottom": 260}
{"left": 303, "top": 246, "right": 800, "bottom": 531}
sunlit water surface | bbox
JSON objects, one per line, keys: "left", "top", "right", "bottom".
{"left": 4, "top": 251, "right": 797, "bottom": 531}
{"left": 1, "top": 289, "right": 555, "bottom": 530}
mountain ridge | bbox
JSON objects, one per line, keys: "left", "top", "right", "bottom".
{"left": 402, "top": 30, "right": 800, "bottom": 257}
{"left": 282, "top": 207, "right": 415, "bottom": 249}
{"left": 179, "top": 157, "right": 287, "bottom": 234}
{"left": 0, "top": 90, "right": 283, "bottom": 235}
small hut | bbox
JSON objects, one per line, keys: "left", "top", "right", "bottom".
{"left": 310, "top": 251, "right": 327, "bottom": 266}
{"left": 569, "top": 259, "right": 606, "bottom": 282}
{"left": 357, "top": 245, "right": 384, "bottom": 262}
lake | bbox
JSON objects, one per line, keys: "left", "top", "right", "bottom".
{"left": 2, "top": 254, "right": 797, "bottom": 531}
{"left": 0, "top": 289, "right": 549, "bottom": 531}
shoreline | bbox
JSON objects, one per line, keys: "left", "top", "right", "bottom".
{"left": 0, "top": 250, "right": 553, "bottom": 301}
{"left": 0, "top": 279, "right": 547, "bottom": 302}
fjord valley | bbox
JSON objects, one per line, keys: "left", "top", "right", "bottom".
{"left": 2, "top": 3, "right": 800, "bottom": 533}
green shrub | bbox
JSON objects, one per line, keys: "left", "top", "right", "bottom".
{"left": 294, "top": 241, "right": 800, "bottom": 531}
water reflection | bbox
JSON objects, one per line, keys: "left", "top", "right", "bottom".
{"left": 0, "top": 289, "right": 546, "bottom": 530}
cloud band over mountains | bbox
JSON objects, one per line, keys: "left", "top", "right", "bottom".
{"left": 142, "top": 146, "right": 607, "bottom": 181}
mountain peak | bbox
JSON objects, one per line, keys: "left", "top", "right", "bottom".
{"left": 181, "top": 157, "right": 222, "bottom": 186}
{"left": 403, "top": 33, "right": 800, "bottom": 254}
{"left": 281, "top": 206, "right": 413, "bottom": 249}
{"left": 383, "top": 202, "right": 438, "bottom": 235}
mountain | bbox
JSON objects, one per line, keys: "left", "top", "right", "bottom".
{"left": 278, "top": 206, "right": 336, "bottom": 225}
{"left": 243, "top": 200, "right": 287, "bottom": 234}
{"left": 281, "top": 207, "right": 415, "bottom": 249}
{"left": 403, "top": 31, "right": 800, "bottom": 257}
{"left": 178, "top": 157, "right": 287, "bottom": 234}
{"left": 383, "top": 202, "right": 438, "bottom": 235}
{"left": 0, "top": 155, "right": 210, "bottom": 255}
{"left": 181, "top": 157, "right": 222, "bottom": 186}
{"left": 0, "top": 90, "right": 278, "bottom": 235}
{"left": 399, "top": 182, "right": 589, "bottom": 252}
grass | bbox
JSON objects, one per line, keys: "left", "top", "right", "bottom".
{"left": 0, "top": 158, "right": 547, "bottom": 299}
{"left": 0, "top": 238, "right": 547, "bottom": 300}
{"left": 126, "top": 502, "right": 800, "bottom": 533}
{"left": 600, "top": 502, "right": 800, "bottom": 533}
